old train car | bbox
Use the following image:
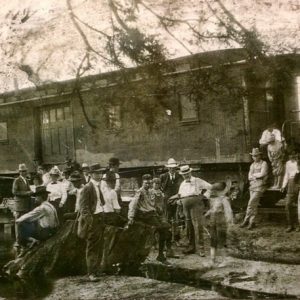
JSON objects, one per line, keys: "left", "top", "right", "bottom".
{"left": 0, "top": 48, "right": 299, "bottom": 188}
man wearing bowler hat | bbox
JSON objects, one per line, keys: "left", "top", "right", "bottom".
{"left": 240, "top": 148, "right": 268, "bottom": 230}
{"left": 12, "top": 163, "right": 33, "bottom": 247}
{"left": 16, "top": 186, "right": 59, "bottom": 249}
{"left": 177, "top": 165, "right": 211, "bottom": 257}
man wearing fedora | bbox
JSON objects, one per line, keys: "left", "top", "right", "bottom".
{"left": 81, "top": 163, "right": 91, "bottom": 185}
{"left": 16, "top": 186, "right": 59, "bottom": 250}
{"left": 160, "top": 158, "right": 182, "bottom": 250}
{"left": 240, "top": 148, "right": 268, "bottom": 230}
{"left": 79, "top": 163, "right": 121, "bottom": 281}
{"left": 177, "top": 165, "right": 211, "bottom": 257}
{"left": 101, "top": 157, "right": 122, "bottom": 207}
{"left": 12, "top": 163, "right": 34, "bottom": 247}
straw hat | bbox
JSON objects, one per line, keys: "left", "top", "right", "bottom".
{"left": 165, "top": 158, "right": 179, "bottom": 168}
{"left": 18, "top": 163, "right": 28, "bottom": 171}
{"left": 179, "top": 165, "right": 192, "bottom": 175}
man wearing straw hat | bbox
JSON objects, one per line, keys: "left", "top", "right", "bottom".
{"left": 177, "top": 165, "right": 211, "bottom": 257}
{"left": 12, "top": 163, "right": 33, "bottom": 248}
{"left": 240, "top": 148, "right": 268, "bottom": 230}
{"left": 160, "top": 158, "right": 182, "bottom": 247}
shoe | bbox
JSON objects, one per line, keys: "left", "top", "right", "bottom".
{"left": 198, "top": 250, "right": 205, "bottom": 257}
{"left": 182, "top": 247, "right": 196, "bottom": 255}
{"left": 295, "top": 227, "right": 300, "bottom": 232}
{"left": 286, "top": 226, "right": 294, "bottom": 233}
{"left": 247, "top": 223, "right": 256, "bottom": 230}
{"left": 88, "top": 274, "right": 99, "bottom": 282}
{"left": 156, "top": 254, "right": 167, "bottom": 263}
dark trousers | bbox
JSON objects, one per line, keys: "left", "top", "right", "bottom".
{"left": 19, "top": 222, "right": 56, "bottom": 246}
{"left": 285, "top": 193, "right": 297, "bottom": 227}
{"left": 86, "top": 212, "right": 125, "bottom": 275}
{"left": 135, "top": 211, "right": 171, "bottom": 255}
{"left": 181, "top": 196, "right": 205, "bottom": 251}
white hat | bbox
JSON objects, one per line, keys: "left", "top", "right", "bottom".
{"left": 81, "top": 163, "right": 89, "bottom": 169}
{"left": 18, "top": 163, "right": 28, "bottom": 171}
{"left": 49, "top": 166, "right": 61, "bottom": 176}
{"left": 179, "top": 165, "right": 192, "bottom": 175}
{"left": 165, "top": 158, "right": 179, "bottom": 168}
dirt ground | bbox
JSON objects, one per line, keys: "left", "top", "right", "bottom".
{"left": 43, "top": 276, "right": 226, "bottom": 300}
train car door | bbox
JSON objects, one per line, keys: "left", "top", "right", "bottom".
{"left": 40, "top": 104, "right": 75, "bottom": 164}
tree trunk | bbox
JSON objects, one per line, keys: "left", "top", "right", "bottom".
{"left": 3, "top": 220, "right": 155, "bottom": 297}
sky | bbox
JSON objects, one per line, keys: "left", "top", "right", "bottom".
{"left": 0, "top": 0, "right": 299, "bottom": 93}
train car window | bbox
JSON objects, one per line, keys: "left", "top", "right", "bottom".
{"left": 0, "top": 122, "right": 8, "bottom": 142}
{"left": 179, "top": 94, "right": 198, "bottom": 122}
{"left": 107, "top": 105, "right": 121, "bottom": 130}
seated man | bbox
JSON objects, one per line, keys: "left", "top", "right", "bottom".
{"left": 127, "top": 174, "right": 171, "bottom": 263}
{"left": 16, "top": 186, "right": 59, "bottom": 249}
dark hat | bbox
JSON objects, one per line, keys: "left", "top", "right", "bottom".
{"left": 63, "top": 166, "right": 72, "bottom": 174}
{"left": 109, "top": 157, "right": 121, "bottom": 166}
{"left": 103, "top": 171, "right": 116, "bottom": 183}
{"left": 69, "top": 171, "right": 82, "bottom": 182}
{"left": 142, "top": 174, "right": 152, "bottom": 181}
{"left": 90, "top": 163, "right": 104, "bottom": 173}
{"left": 33, "top": 186, "right": 50, "bottom": 196}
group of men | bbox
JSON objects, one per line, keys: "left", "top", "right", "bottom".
{"left": 12, "top": 157, "right": 122, "bottom": 255}
{"left": 240, "top": 123, "right": 300, "bottom": 232}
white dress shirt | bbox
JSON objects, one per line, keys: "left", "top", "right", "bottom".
{"left": 282, "top": 160, "right": 298, "bottom": 189}
{"left": 259, "top": 129, "right": 282, "bottom": 145}
{"left": 101, "top": 187, "right": 121, "bottom": 212}
{"left": 17, "top": 201, "right": 59, "bottom": 228}
{"left": 178, "top": 176, "right": 211, "bottom": 198}
{"left": 46, "top": 181, "right": 68, "bottom": 205}
{"left": 101, "top": 173, "right": 121, "bottom": 194}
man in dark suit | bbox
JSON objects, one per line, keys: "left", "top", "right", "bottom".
{"left": 160, "top": 158, "right": 182, "bottom": 250}
{"left": 12, "top": 163, "right": 33, "bottom": 247}
{"left": 78, "top": 163, "right": 122, "bottom": 282}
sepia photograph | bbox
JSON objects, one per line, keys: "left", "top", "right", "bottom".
{"left": 0, "top": 0, "right": 299, "bottom": 299}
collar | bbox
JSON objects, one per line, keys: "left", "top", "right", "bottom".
{"left": 20, "top": 175, "right": 27, "bottom": 181}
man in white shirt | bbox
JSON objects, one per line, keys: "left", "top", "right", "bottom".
{"left": 79, "top": 163, "right": 122, "bottom": 281}
{"left": 281, "top": 152, "right": 299, "bottom": 232}
{"left": 101, "top": 157, "right": 122, "bottom": 207}
{"left": 177, "top": 165, "right": 211, "bottom": 257}
{"left": 16, "top": 186, "right": 59, "bottom": 250}
{"left": 259, "top": 123, "right": 283, "bottom": 146}
{"left": 46, "top": 167, "right": 67, "bottom": 216}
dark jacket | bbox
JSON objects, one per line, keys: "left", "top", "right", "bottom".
{"left": 160, "top": 171, "right": 182, "bottom": 200}
{"left": 77, "top": 181, "right": 104, "bottom": 239}
{"left": 12, "top": 176, "right": 32, "bottom": 212}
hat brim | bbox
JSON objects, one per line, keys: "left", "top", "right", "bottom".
{"left": 249, "top": 152, "right": 262, "bottom": 155}
{"left": 165, "top": 164, "right": 179, "bottom": 168}
{"left": 179, "top": 169, "right": 192, "bottom": 175}
{"left": 70, "top": 178, "right": 82, "bottom": 182}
